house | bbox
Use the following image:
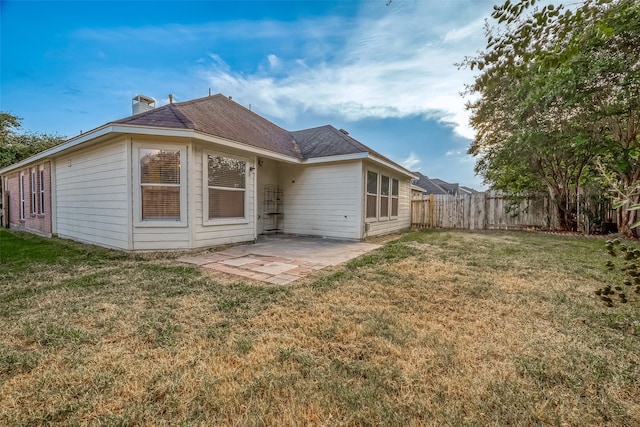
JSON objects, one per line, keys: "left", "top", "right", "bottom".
{"left": 0, "top": 94, "right": 416, "bottom": 251}
{"left": 411, "top": 172, "right": 449, "bottom": 197}
{"left": 411, "top": 172, "right": 476, "bottom": 198}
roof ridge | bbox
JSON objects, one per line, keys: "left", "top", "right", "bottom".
{"left": 167, "top": 104, "right": 195, "bottom": 129}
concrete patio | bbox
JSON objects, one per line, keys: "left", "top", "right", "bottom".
{"left": 177, "top": 235, "right": 381, "bottom": 284}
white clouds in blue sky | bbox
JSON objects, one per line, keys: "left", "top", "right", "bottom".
{"left": 0, "top": 0, "right": 492, "bottom": 188}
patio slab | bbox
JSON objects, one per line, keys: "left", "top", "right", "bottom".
{"left": 179, "top": 235, "right": 381, "bottom": 284}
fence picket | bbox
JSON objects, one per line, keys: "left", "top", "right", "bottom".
{"left": 411, "top": 192, "right": 614, "bottom": 232}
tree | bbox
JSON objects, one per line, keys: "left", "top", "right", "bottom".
{"left": 0, "top": 113, "right": 65, "bottom": 169}
{"left": 464, "top": 0, "right": 640, "bottom": 234}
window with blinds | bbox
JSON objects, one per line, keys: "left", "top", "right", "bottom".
{"left": 19, "top": 173, "right": 25, "bottom": 220}
{"left": 366, "top": 171, "right": 378, "bottom": 219}
{"left": 31, "top": 169, "right": 37, "bottom": 215}
{"left": 391, "top": 178, "right": 399, "bottom": 217}
{"left": 140, "top": 149, "right": 181, "bottom": 221}
{"left": 39, "top": 168, "right": 45, "bottom": 214}
{"left": 380, "top": 175, "right": 390, "bottom": 218}
{"left": 207, "top": 155, "right": 246, "bottom": 219}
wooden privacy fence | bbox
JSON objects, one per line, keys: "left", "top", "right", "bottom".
{"left": 411, "top": 192, "right": 550, "bottom": 230}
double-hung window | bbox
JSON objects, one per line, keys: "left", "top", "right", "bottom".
{"left": 380, "top": 175, "right": 390, "bottom": 218}
{"left": 366, "top": 171, "right": 378, "bottom": 219}
{"left": 19, "top": 173, "right": 25, "bottom": 220}
{"left": 366, "top": 170, "right": 400, "bottom": 221}
{"left": 31, "top": 169, "right": 37, "bottom": 215}
{"left": 391, "top": 179, "right": 399, "bottom": 217}
{"left": 205, "top": 153, "right": 246, "bottom": 221}
{"left": 39, "top": 167, "right": 45, "bottom": 214}
{"left": 139, "top": 148, "right": 182, "bottom": 222}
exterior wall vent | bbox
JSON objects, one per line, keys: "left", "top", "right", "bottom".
{"left": 132, "top": 94, "right": 156, "bottom": 115}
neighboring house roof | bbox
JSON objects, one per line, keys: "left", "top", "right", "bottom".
{"left": 411, "top": 172, "right": 449, "bottom": 195}
{"left": 411, "top": 183, "right": 428, "bottom": 193}
{"left": 411, "top": 172, "right": 479, "bottom": 195}
{"left": 430, "top": 178, "right": 459, "bottom": 195}
{"left": 460, "top": 186, "right": 479, "bottom": 195}
{"left": 0, "top": 94, "right": 415, "bottom": 179}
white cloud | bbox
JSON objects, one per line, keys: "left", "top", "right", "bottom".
{"left": 401, "top": 152, "right": 421, "bottom": 170}
{"left": 197, "top": 0, "right": 487, "bottom": 140}
{"left": 267, "top": 54, "right": 281, "bottom": 69}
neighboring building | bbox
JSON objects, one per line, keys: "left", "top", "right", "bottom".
{"left": 411, "top": 171, "right": 476, "bottom": 197}
{"left": 0, "top": 94, "right": 416, "bottom": 250}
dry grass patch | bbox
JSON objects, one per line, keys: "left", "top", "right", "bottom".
{"left": 1, "top": 229, "right": 639, "bottom": 426}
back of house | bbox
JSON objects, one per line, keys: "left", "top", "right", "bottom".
{"left": 0, "top": 94, "right": 416, "bottom": 251}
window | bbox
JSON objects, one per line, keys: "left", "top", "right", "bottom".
{"left": 31, "top": 169, "right": 37, "bottom": 215}
{"left": 19, "top": 173, "right": 25, "bottom": 220}
{"left": 139, "top": 149, "right": 181, "bottom": 221}
{"left": 206, "top": 154, "right": 246, "bottom": 219}
{"left": 391, "top": 179, "right": 399, "bottom": 217}
{"left": 366, "top": 171, "right": 378, "bottom": 219}
{"left": 39, "top": 168, "right": 45, "bottom": 214}
{"left": 380, "top": 175, "right": 390, "bottom": 218}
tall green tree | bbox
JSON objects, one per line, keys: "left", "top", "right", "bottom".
{"left": 465, "top": 0, "right": 640, "bottom": 234}
{"left": 0, "top": 113, "right": 65, "bottom": 169}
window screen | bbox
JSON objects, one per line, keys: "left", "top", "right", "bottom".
{"left": 391, "top": 179, "right": 399, "bottom": 216}
{"left": 208, "top": 155, "right": 246, "bottom": 219}
{"left": 366, "top": 171, "right": 378, "bottom": 219}
{"left": 380, "top": 175, "right": 390, "bottom": 217}
{"left": 39, "top": 169, "right": 45, "bottom": 214}
{"left": 140, "top": 149, "right": 181, "bottom": 221}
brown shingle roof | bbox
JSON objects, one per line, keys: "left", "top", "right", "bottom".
{"left": 114, "top": 94, "right": 302, "bottom": 158}
{"left": 291, "top": 125, "right": 369, "bottom": 158}
{"left": 113, "top": 94, "right": 410, "bottom": 177}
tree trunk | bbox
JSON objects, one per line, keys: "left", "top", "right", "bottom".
{"left": 617, "top": 198, "right": 639, "bottom": 238}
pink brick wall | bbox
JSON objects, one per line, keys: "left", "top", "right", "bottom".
{"left": 5, "top": 161, "right": 52, "bottom": 236}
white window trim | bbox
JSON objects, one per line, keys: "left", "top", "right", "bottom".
{"left": 31, "top": 168, "right": 37, "bottom": 215}
{"left": 39, "top": 166, "right": 45, "bottom": 215}
{"left": 379, "top": 174, "right": 391, "bottom": 221}
{"left": 365, "top": 170, "right": 378, "bottom": 223}
{"left": 366, "top": 170, "right": 400, "bottom": 223}
{"left": 202, "top": 149, "right": 249, "bottom": 226}
{"left": 133, "top": 143, "right": 188, "bottom": 228}
{"left": 391, "top": 178, "right": 399, "bottom": 219}
{"left": 19, "top": 172, "right": 25, "bottom": 220}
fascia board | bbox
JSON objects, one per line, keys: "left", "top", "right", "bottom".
{"left": 302, "top": 152, "right": 369, "bottom": 164}
{"left": 0, "top": 125, "right": 114, "bottom": 175}
{"left": 0, "top": 124, "right": 303, "bottom": 175}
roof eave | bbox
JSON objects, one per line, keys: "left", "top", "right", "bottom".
{"left": 302, "top": 152, "right": 369, "bottom": 164}
{"left": 192, "top": 130, "right": 301, "bottom": 164}
{"left": 0, "top": 124, "right": 117, "bottom": 175}
{"left": 303, "top": 152, "right": 415, "bottom": 179}
{"left": 367, "top": 153, "right": 417, "bottom": 179}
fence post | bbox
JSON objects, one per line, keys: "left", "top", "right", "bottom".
{"left": 429, "top": 193, "right": 435, "bottom": 228}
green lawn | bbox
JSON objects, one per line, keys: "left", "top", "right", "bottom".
{"left": 0, "top": 228, "right": 638, "bottom": 426}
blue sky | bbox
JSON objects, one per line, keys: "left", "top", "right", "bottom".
{"left": 1, "top": 0, "right": 491, "bottom": 188}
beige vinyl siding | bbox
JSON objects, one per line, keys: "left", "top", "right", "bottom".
{"left": 191, "top": 142, "right": 256, "bottom": 249}
{"left": 363, "top": 162, "right": 411, "bottom": 237}
{"left": 256, "top": 158, "right": 279, "bottom": 235}
{"left": 281, "top": 161, "right": 362, "bottom": 240}
{"left": 55, "top": 139, "right": 129, "bottom": 249}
